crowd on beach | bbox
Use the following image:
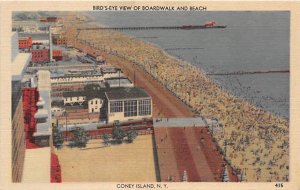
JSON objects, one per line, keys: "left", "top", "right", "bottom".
{"left": 63, "top": 16, "right": 289, "bottom": 182}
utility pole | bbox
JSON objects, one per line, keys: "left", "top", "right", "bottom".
{"left": 224, "top": 139, "right": 227, "bottom": 157}
{"left": 134, "top": 70, "right": 136, "bottom": 87}
{"left": 118, "top": 69, "right": 121, "bottom": 87}
{"left": 65, "top": 111, "right": 68, "bottom": 141}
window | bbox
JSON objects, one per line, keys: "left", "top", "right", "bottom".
{"left": 138, "top": 99, "right": 151, "bottom": 116}
{"left": 124, "top": 100, "right": 137, "bottom": 117}
{"left": 77, "top": 97, "right": 79, "bottom": 100}
{"left": 92, "top": 108, "right": 94, "bottom": 113}
{"left": 95, "top": 100, "right": 97, "bottom": 104}
{"left": 110, "top": 101, "right": 123, "bottom": 113}
{"left": 91, "top": 101, "right": 93, "bottom": 105}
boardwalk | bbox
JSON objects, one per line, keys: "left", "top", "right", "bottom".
{"left": 154, "top": 127, "right": 238, "bottom": 182}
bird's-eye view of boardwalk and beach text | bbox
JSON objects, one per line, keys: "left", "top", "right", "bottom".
{"left": 11, "top": 11, "right": 289, "bottom": 183}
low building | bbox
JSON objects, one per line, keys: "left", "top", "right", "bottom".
{"left": 31, "top": 43, "right": 50, "bottom": 63}
{"left": 40, "top": 16, "right": 58, "bottom": 22}
{"left": 52, "top": 34, "right": 67, "bottom": 45}
{"left": 18, "top": 36, "right": 32, "bottom": 49}
{"left": 62, "top": 88, "right": 104, "bottom": 114}
{"left": 52, "top": 49, "right": 63, "bottom": 61}
{"left": 105, "top": 87, "right": 152, "bottom": 123}
{"left": 88, "top": 98, "right": 103, "bottom": 113}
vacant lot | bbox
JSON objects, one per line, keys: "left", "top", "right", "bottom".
{"left": 55, "top": 135, "right": 157, "bottom": 182}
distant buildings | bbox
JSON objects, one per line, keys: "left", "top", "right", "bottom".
{"left": 31, "top": 43, "right": 50, "bottom": 63}
{"left": 40, "top": 16, "right": 59, "bottom": 23}
{"left": 52, "top": 34, "right": 67, "bottom": 45}
{"left": 18, "top": 36, "right": 32, "bottom": 49}
{"left": 52, "top": 49, "right": 63, "bottom": 61}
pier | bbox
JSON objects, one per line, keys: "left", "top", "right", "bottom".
{"left": 77, "top": 25, "right": 227, "bottom": 31}
{"left": 206, "top": 70, "right": 289, "bottom": 76}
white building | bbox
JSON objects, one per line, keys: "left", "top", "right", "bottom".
{"left": 88, "top": 98, "right": 103, "bottom": 113}
{"left": 105, "top": 87, "right": 152, "bottom": 123}
{"left": 62, "top": 87, "right": 104, "bottom": 114}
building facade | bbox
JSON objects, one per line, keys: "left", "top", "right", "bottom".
{"left": 11, "top": 38, "right": 31, "bottom": 181}
{"left": 105, "top": 88, "right": 152, "bottom": 123}
{"left": 88, "top": 98, "right": 103, "bottom": 113}
{"left": 18, "top": 36, "right": 32, "bottom": 49}
{"left": 63, "top": 90, "right": 103, "bottom": 114}
{"left": 31, "top": 44, "right": 50, "bottom": 63}
{"left": 52, "top": 34, "right": 67, "bottom": 45}
{"left": 12, "top": 96, "right": 26, "bottom": 182}
{"left": 52, "top": 49, "right": 63, "bottom": 61}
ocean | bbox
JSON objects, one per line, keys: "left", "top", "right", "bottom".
{"left": 88, "top": 11, "right": 290, "bottom": 119}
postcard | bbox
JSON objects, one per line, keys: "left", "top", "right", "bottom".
{"left": 0, "top": 1, "right": 299, "bottom": 190}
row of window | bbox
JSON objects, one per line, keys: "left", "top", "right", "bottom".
{"left": 90, "top": 99, "right": 102, "bottom": 105}
{"left": 138, "top": 99, "right": 151, "bottom": 116}
{"left": 110, "top": 99, "right": 151, "bottom": 117}
{"left": 124, "top": 100, "right": 137, "bottom": 117}
{"left": 110, "top": 101, "right": 123, "bottom": 112}
{"left": 65, "top": 97, "right": 85, "bottom": 101}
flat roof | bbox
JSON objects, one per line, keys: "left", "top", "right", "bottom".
{"left": 63, "top": 91, "right": 87, "bottom": 98}
{"left": 105, "top": 87, "right": 150, "bottom": 101}
{"left": 22, "top": 147, "right": 50, "bottom": 183}
{"left": 106, "top": 77, "right": 132, "bottom": 85}
{"left": 37, "top": 70, "right": 51, "bottom": 91}
{"left": 12, "top": 53, "right": 31, "bottom": 81}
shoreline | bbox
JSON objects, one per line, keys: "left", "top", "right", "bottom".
{"left": 86, "top": 13, "right": 288, "bottom": 120}
{"left": 62, "top": 14, "right": 289, "bottom": 182}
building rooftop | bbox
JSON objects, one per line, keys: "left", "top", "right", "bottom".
{"left": 101, "top": 67, "right": 121, "bottom": 74}
{"left": 22, "top": 147, "right": 51, "bottom": 182}
{"left": 32, "top": 44, "right": 49, "bottom": 50}
{"left": 19, "top": 32, "right": 49, "bottom": 41}
{"left": 106, "top": 77, "right": 132, "bottom": 84}
{"left": 12, "top": 53, "right": 31, "bottom": 81}
{"left": 63, "top": 89, "right": 106, "bottom": 101}
{"left": 37, "top": 70, "right": 51, "bottom": 91}
{"left": 34, "top": 109, "right": 48, "bottom": 119}
{"left": 105, "top": 87, "right": 150, "bottom": 101}
{"left": 63, "top": 91, "right": 87, "bottom": 98}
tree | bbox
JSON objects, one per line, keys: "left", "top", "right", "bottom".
{"left": 102, "top": 133, "right": 110, "bottom": 146}
{"left": 70, "top": 127, "right": 89, "bottom": 148}
{"left": 126, "top": 128, "right": 138, "bottom": 143}
{"left": 112, "top": 121, "right": 126, "bottom": 144}
{"left": 52, "top": 121, "right": 64, "bottom": 149}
